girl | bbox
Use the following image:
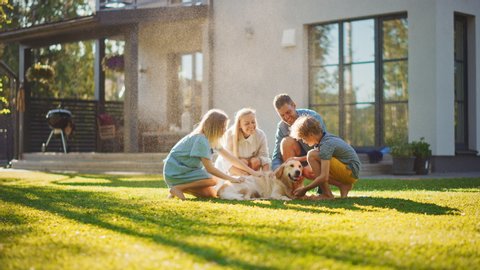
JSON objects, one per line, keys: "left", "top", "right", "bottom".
{"left": 215, "top": 108, "right": 271, "bottom": 175}
{"left": 163, "top": 109, "right": 261, "bottom": 200}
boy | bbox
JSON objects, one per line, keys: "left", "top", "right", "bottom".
{"left": 290, "top": 115, "right": 361, "bottom": 199}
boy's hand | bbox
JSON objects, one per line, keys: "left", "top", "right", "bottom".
{"left": 293, "top": 187, "right": 308, "bottom": 197}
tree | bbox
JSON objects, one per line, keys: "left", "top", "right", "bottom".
{"left": 0, "top": 0, "right": 13, "bottom": 114}
{"left": 1, "top": 0, "right": 95, "bottom": 99}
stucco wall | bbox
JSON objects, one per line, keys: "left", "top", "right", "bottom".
{"left": 212, "top": 0, "right": 480, "bottom": 156}
{"left": 138, "top": 19, "right": 206, "bottom": 130}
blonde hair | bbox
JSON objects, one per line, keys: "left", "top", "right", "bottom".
{"left": 230, "top": 108, "right": 256, "bottom": 157}
{"left": 192, "top": 109, "right": 229, "bottom": 148}
{"left": 290, "top": 115, "right": 323, "bottom": 140}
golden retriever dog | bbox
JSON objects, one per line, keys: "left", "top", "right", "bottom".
{"left": 216, "top": 160, "right": 304, "bottom": 200}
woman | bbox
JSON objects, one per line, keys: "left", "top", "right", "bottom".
{"left": 215, "top": 108, "right": 271, "bottom": 175}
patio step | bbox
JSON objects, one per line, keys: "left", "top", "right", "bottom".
{"left": 358, "top": 153, "right": 392, "bottom": 176}
{"left": 11, "top": 152, "right": 167, "bottom": 174}
{"left": 11, "top": 153, "right": 393, "bottom": 176}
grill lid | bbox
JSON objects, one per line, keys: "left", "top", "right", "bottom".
{"left": 46, "top": 108, "right": 72, "bottom": 129}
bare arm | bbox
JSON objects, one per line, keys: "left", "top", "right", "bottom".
{"left": 218, "top": 148, "right": 262, "bottom": 177}
{"left": 256, "top": 130, "right": 271, "bottom": 170}
{"left": 201, "top": 158, "right": 244, "bottom": 183}
{"left": 294, "top": 159, "right": 330, "bottom": 196}
{"left": 289, "top": 155, "right": 307, "bottom": 162}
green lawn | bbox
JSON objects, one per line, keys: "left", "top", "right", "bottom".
{"left": 0, "top": 170, "right": 479, "bottom": 270}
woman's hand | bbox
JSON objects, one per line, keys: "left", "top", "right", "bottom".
{"left": 230, "top": 176, "right": 246, "bottom": 183}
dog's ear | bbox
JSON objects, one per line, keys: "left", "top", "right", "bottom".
{"left": 274, "top": 164, "right": 285, "bottom": 179}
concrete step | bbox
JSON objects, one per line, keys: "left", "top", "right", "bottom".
{"left": 12, "top": 160, "right": 164, "bottom": 174}
{"left": 357, "top": 153, "right": 392, "bottom": 163}
{"left": 360, "top": 163, "right": 392, "bottom": 177}
{"left": 21, "top": 152, "right": 167, "bottom": 162}
{"left": 11, "top": 152, "right": 167, "bottom": 174}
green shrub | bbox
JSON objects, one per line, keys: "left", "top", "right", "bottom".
{"left": 411, "top": 137, "right": 431, "bottom": 158}
{"left": 386, "top": 133, "right": 413, "bottom": 158}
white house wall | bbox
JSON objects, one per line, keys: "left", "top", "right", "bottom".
{"left": 212, "top": 0, "right": 480, "bottom": 155}
{"left": 138, "top": 19, "right": 206, "bottom": 130}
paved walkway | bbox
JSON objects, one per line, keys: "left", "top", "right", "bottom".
{"left": 364, "top": 172, "right": 480, "bottom": 179}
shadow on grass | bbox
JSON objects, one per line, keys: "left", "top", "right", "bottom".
{"left": 50, "top": 173, "right": 164, "bottom": 189}
{"left": 47, "top": 174, "right": 464, "bottom": 215}
{"left": 209, "top": 195, "right": 460, "bottom": 216}
{"left": 0, "top": 184, "right": 271, "bottom": 270}
{"left": 355, "top": 178, "right": 480, "bottom": 192}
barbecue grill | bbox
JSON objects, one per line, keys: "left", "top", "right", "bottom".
{"left": 41, "top": 108, "right": 73, "bottom": 153}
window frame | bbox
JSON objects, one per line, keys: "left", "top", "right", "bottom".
{"left": 454, "top": 14, "right": 469, "bottom": 151}
{"left": 308, "top": 13, "right": 408, "bottom": 148}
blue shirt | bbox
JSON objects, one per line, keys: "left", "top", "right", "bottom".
{"left": 163, "top": 133, "right": 213, "bottom": 187}
{"left": 271, "top": 109, "right": 327, "bottom": 169}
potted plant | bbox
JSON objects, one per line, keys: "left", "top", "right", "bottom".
{"left": 25, "top": 63, "right": 55, "bottom": 97}
{"left": 387, "top": 135, "right": 415, "bottom": 175}
{"left": 411, "top": 137, "right": 431, "bottom": 175}
{"left": 26, "top": 63, "right": 55, "bottom": 84}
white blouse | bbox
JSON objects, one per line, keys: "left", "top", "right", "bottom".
{"left": 215, "top": 128, "right": 271, "bottom": 173}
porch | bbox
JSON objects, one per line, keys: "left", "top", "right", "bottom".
{"left": 21, "top": 97, "right": 186, "bottom": 154}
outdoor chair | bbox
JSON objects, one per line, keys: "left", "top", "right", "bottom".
{"left": 97, "top": 113, "right": 120, "bottom": 152}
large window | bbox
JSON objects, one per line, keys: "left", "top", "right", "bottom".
{"left": 454, "top": 14, "right": 468, "bottom": 150}
{"left": 168, "top": 52, "right": 203, "bottom": 130}
{"left": 309, "top": 14, "right": 408, "bottom": 148}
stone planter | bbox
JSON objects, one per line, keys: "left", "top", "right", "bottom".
{"left": 392, "top": 156, "right": 416, "bottom": 175}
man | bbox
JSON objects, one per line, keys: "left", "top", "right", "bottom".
{"left": 271, "top": 93, "right": 327, "bottom": 180}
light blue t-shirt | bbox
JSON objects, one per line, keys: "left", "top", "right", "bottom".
{"left": 271, "top": 109, "right": 327, "bottom": 169}
{"left": 163, "top": 133, "right": 213, "bottom": 187}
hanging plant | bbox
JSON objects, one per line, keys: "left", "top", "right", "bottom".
{"left": 102, "top": 54, "right": 124, "bottom": 72}
{"left": 25, "top": 63, "right": 55, "bottom": 84}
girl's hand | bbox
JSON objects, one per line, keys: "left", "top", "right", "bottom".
{"left": 231, "top": 176, "right": 246, "bottom": 183}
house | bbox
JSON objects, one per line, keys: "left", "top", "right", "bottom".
{"left": 1, "top": 0, "right": 479, "bottom": 173}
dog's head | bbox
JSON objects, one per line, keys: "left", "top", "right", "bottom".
{"left": 275, "top": 160, "right": 303, "bottom": 183}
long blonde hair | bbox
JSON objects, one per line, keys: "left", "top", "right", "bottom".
{"left": 230, "top": 108, "right": 256, "bottom": 157}
{"left": 192, "top": 109, "right": 229, "bottom": 148}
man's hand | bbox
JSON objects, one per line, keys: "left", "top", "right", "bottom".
{"left": 293, "top": 186, "right": 308, "bottom": 197}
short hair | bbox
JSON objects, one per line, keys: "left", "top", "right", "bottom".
{"left": 290, "top": 115, "right": 323, "bottom": 140}
{"left": 273, "top": 93, "right": 294, "bottom": 109}
{"left": 192, "top": 109, "right": 229, "bottom": 147}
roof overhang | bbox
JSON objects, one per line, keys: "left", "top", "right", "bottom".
{"left": 0, "top": 5, "right": 208, "bottom": 47}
